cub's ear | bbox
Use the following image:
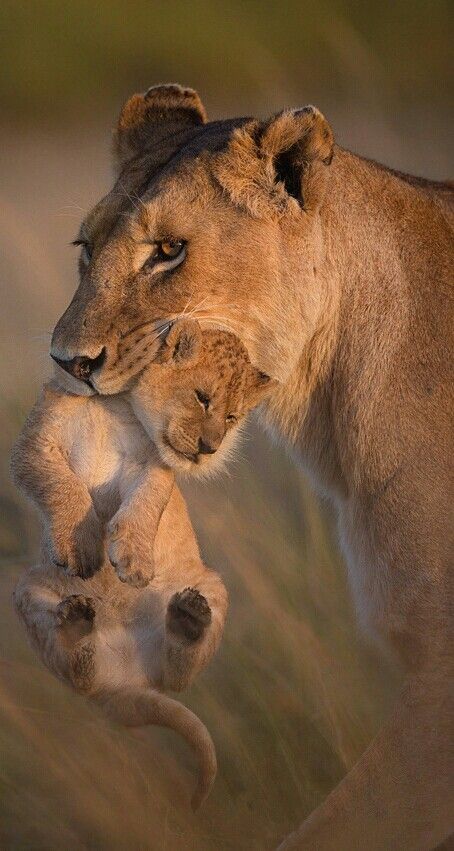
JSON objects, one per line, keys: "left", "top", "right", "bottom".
{"left": 156, "top": 319, "right": 202, "bottom": 367}
{"left": 245, "top": 369, "right": 277, "bottom": 409}
{"left": 215, "top": 106, "right": 334, "bottom": 216}
{"left": 114, "top": 83, "right": 207, "bottom": 172}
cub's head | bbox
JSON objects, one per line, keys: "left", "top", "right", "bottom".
{"left": 129, "top": 319, "right": 275, "bottom": 476}
{"left": 50, "top": 83, "right": 334, "bottom": 397}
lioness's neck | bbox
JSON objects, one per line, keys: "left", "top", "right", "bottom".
{"left": 263, "top": 147, "right": 452, "bottom": 499}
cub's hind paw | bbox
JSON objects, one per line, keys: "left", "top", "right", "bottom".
{"left": 57, "top": 595, "right": 96, "bottom": 625}
{"left": 167, "top": 588, "right": 212, "bottom": 642}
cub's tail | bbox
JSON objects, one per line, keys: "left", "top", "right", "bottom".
{"left": 98, "top": 686, "right": 217, "bottom": 810}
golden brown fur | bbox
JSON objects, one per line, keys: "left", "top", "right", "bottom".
{"left": 47, "top": 85, "right": 453, "bottom": 849}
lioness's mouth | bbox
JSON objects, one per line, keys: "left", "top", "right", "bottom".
{"left": 51, "top": 347, "right": 106, "bottom": 396}
{"left": 52, "top": 362, "right": 98, "bottom": 397}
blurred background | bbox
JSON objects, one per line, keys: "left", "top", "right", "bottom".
{"left": 0, "top": 2, "right": 451, "bottom": 848}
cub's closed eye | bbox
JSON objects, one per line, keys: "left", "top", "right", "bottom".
{"left": 195, "top": 389, "right": 210, "bottom": 410}
{"left": 144, "top": 239, "right": 186, "bottom": 271}
{"left": 226, "top": 414, "right": 238, "bottom": 424}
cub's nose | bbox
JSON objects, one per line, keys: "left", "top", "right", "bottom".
{"left": 51, "top": 348, "right": 106, "bottom": 382}
{"left": 198, "top": 438, "right": 218, "bottom": 456}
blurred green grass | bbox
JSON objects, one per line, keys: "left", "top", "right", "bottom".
{"left": 1, "top": 0, "right": 452, "bottom": 123}
{"left": 0, "top": 2, "right": 451, "bottom": 847}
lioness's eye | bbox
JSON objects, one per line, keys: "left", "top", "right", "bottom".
{"left": 159, "top": 239, "right": 185, "bottom": 259}
{"left": 226, "top": 414, "right": 238, "bottom": 424}
{"left": 195, "top": 389, "right": 210, "bottom": 410}
{"left": 144, "top": 239, "right": 186, "bottom": 270}
{"left": 72, "top": 239, "right": 92, "bottom": 265}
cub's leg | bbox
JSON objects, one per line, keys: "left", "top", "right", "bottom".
{"left": 167, "top": 587, "right": 213, "bottom": 643}
{"left": 56, "top": 594, "right": 96, "bottom": 643}
{"left": 107, "top": 464, "right": 174, "bottom": 588}
{"left": 11, "top": 385, "right": 104, "bottom": 580}
{"left": 14, "top": 576, "right": 96, "bottom": 692}
{"left": 163, "top": 568, "right": 228, "bottom": 692}
{"left": 56, "top": 595, "right": 96, "bottom": 692}
{"left": 13, "top": 577, "right": 66, "bottom": 671}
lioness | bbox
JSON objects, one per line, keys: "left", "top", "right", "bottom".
{"left": 47, "top": 85, "right": 453, "bottom": 849}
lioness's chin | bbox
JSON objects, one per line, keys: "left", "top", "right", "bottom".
{"left": 90, "top": 372, "right": 132, "bottom": 396}
{"left": 53, "top": 365, "right": 97, "bottom": 397}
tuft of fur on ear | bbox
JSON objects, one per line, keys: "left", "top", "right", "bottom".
{"left": 214, "top": 106, "right": 334, "bottom": 217}
{"left": 114, "top": 83, "right": 207, "bottom": 172}
{"left": 245, "top": 368, "right": 277, "bottom": 408}
{"left": 156, "top": 319, "right": 202, "bottom": 366}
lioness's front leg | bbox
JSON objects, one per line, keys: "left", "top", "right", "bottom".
{"left": 277, "top": 468, "right": 454, "bottom": 851}
{"left": 107, "top": 464, "right": 174, "bottom": 587}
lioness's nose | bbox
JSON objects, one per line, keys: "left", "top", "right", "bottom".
{"left": 51, "top": 348, "right": 106, "bottom": 382}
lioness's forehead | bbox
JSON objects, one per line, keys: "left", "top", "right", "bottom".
{"left": 81, "top": 117, "right": 250, "bottom": 242}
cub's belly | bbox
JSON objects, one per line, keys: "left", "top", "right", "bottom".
{"left": 65, "top": 396, "right": 153, "bottom": 514}
{"left": 68, "top": 438, "right": 133, "bottom": 489}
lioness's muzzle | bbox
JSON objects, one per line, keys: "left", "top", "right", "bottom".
{"left": 51, "top": 348, "right": 106, "bottom": 383}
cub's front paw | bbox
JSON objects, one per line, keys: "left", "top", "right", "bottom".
{"left": 51, "top": 509, "right": 103, "bottom": 579}
{"left": 56, "top": 594, "right": 96, "bottom": 625}
{"left": 107, "top": 516, "right": 153, "bottom": 589}
{"left": 167, "top": 588, "right": 212, "bottom": 642}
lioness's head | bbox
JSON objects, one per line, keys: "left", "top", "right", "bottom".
{"left": 128, "top": 318, "right": 274, "bottom": 476}
{"left": 51, "top": 83, "right": 334, "bottom": 397}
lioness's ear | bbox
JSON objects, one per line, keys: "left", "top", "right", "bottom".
{"left": 157, "top": 319, "right": 202, "bottom": 366}
{"left": 114, "top": 83, "right": 207, "bottom": 172}
{"left": 215, "top": 106, "right": 334, "bottom": 216}
{"left": 245, "top": 369, "right": 277, "bottom": 408}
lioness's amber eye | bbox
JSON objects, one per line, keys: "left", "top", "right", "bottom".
{"left": 143, "top": 239, "right": 186, "bottom": 271}
{"left": 160, "top": 240, "right": 184, "bottom": 259}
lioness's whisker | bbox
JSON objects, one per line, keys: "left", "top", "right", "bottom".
{"left": 180, "top": 295, "right": 211, "bottom": 319}
{"left": 179, "top": 295, "right": 196, "bottom": 316}
{"left": 192, "top": 315, "right": 238, "bottom": 335}
{"left": 31, "top": 332, "right": 53, "bottom": 342}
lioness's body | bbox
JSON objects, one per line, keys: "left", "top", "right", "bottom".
{"left": 47, "top": 86, "right": 453, "bottom": 849}
{"left": 268, "top": 151, "right": 454, "bottom": 850}
{"left": 266, "top": 149, "right": 453, "bottom": 651}
{"left": 12, "top": 383, "right": 228, "bottom": 809}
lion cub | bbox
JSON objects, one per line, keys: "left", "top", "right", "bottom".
{"left": 11, "top": 320, "right": 272, "bottom": 808}
{"left": 129, "top": 317, "right": 276, "bottom": 477}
